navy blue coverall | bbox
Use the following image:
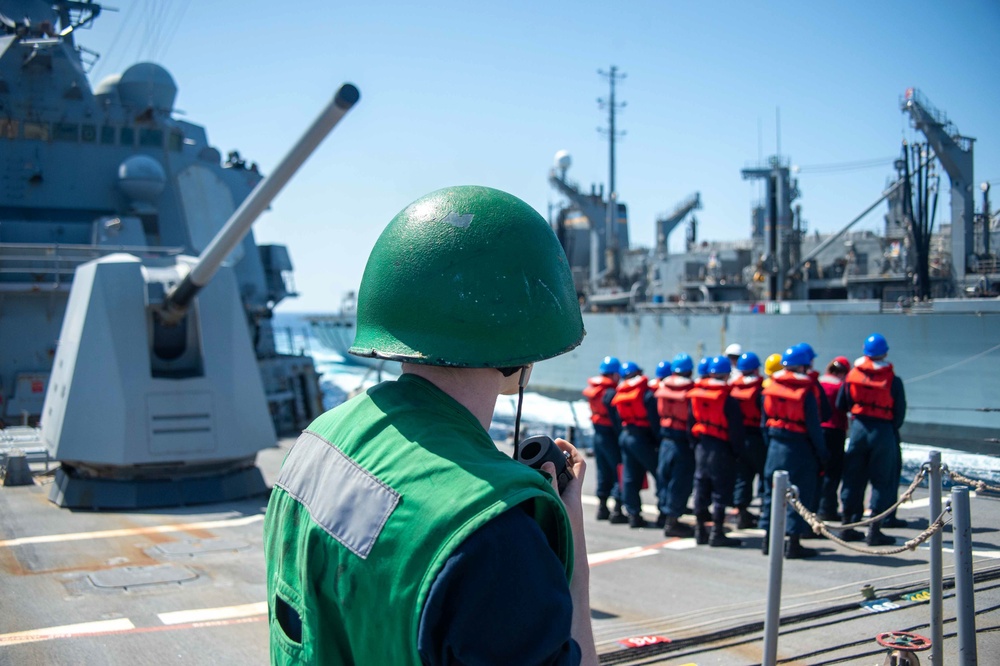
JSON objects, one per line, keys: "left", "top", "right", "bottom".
{"left": 688, "top": 398, "right": 745, "bottom": 523}
{"left": 620, "top": 389, "right": 661, "bottom": 519}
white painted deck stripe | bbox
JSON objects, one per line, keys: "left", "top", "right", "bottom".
{"left": 158, "top": 602, "right": 268, "bottom": 626}
{"left": 0, "top": 619, "right": 135, "bottom": 646}
{"left": 0, "top": 514, "right": 264, "bottom": 548}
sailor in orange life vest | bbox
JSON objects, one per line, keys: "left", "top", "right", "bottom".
{"left": 816, "top": 356, "right": 851, "bottom": 522}
{"left": 789, "top": 342, "right": 832, "bottom": 424}
{"left": 610, "top": 361, "right": 662, "bottom": 528}
{"left": 837, "top": 333, "right": 907, "bottom": 546}
{"left": 730, "top": 352, "right": 767, "bottom": 530}
{"left": 758, "top": 345, "right": 831, "bottom": 559}
{"left": 583, "top": 356, "right": 628, "bottom": 523}
{"left": 653, "top": 354, "right": 697, "bottom": 537}
{"left": 687, "top": 355, "right": 746, "bottom": 547}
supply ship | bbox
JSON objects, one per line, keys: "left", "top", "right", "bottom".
{"left": 529, "top": 80, "right": 999, "bottom": 455}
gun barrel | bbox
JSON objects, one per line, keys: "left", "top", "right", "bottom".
{"left": 166, "top": 83, "right": 360, "bottom": 312}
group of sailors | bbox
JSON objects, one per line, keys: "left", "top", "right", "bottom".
{"left": 582, "top": 334, "right": 907, "bottom": 559}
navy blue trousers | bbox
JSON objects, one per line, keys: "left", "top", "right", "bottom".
{"left": 840, "top": 418, "right": 899, "bottom": 523}
{"left": 759, "top": 431, "right": 820, "bottom": 536}
{"left": 593, "top": 423, "right": 622, "bottom": 503}
{"left": 818, "top": 427, "right": 846, "bottom": 517}
{"left": 620, "top": 425, "right": 660, "bottom": 516}
{"left": 693, "top": 436, "right": 737, "bottom": 516}
{"left": 733, "top": 428, "right": 767, "bottom": 509}
{"left": 656, "top": 429, "right": 695, "bottom": 518}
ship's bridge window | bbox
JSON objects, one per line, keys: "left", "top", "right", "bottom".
{"left": 139, "top": 128, "right": 163, "bottom": 147}
{"left": 100, "top": 126, "right": 115, "bottom": 144}
{"left": 168, "top": 131, "right": 182, "bottom": 151}
{"left": 54, "top": 122, "right": 79, "bottom": 142}
{"left": 0, "top": 120, "right": 17, "bottom": 139}
{"left": 81, "top": 124, "right": 96, "bottom": 142}
{"left": 23, "top": 122, "right": 50, "bottom": 141}
{"left": 120, "top": 126, "right": 135, "bottom": 146}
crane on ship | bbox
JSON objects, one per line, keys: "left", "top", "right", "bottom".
{"left": 655, "top": 193, "right": 702, "bottom": 256}
{"left": 901, "top": 88, "right": 976, "bottom": 285}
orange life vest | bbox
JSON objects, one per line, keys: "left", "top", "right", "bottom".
{"left": 688, "top": 378, "right": 731, "bottom": 442}
{"left": 654, "top": 375, "right": 693, "bottom": 430}
{"left": 611, "top": 375, "right": 652, "bottom": 428}
{"left": 730, "top": 375, "right": 764, "bottom": 428}
{"left": 845, "top": 358, "right": 895, "bottom": 421}
{"left": 582, "top": 375, "right": 616, "bottom": 427}
{"left": 763, "top": 370, "right": 813, "bottom": 434}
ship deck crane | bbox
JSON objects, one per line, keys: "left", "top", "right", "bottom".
{"left": 655, "top": 192, "right": 701, "bottom": 255}
{"left": 901, "top": 88, "right": 975, "bottom": 283}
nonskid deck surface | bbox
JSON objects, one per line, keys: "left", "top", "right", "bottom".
{"left": 2, "top": 439, "right": 998, "bottom": 665}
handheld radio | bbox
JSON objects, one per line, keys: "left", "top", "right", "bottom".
{"left": 515, "top": 435, "right": 573, "bottom": 493}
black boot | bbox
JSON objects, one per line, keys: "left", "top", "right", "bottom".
{"left": 761, "top": 532, "right": 769, "bottom": 556}
{"left": 785, "top": 535, "right": 819, "bottom": 559}
{"left": 709, "top": 508, "right": 741, "bottom": 547}
{"left": 866, "top": 522, "right": 896, "bottom": 546}
{"left": 628, "top": 513, "right": 647, "bottom": 529}
{"left": 664, "top": 516, "right": 694, "bottom": 538}
{"left": 656, "top": 512, "right": 668, "bottom": 528}
{"left": 695, "top": 520, "right": 710, "bottom": 545}
{"left": 596, "top": 499, "right": 610, "bottom": 521}
{"left": 608, "top": 500, "right": 629, "bottom": 524}
{"left": 882, "top": 511, "right": 908, "bottom": 529}
{"left": 737, "top": 508, "right": 757, "bottom": 530}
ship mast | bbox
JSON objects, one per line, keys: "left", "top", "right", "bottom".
{"left": 598, "top": 66, "right": 626, "bottom": 283}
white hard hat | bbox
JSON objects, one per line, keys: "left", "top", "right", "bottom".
{"left": 725, "top": 343, "right": 742, "bottom": 356}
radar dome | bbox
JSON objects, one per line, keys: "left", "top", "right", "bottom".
{"left": 93, "top": 73, "right": 122, "bottom": 102}
{"left": 554, "top": 150, "right": 572, "bottom": 171}
{"left": 117, "top": 155, "right": 166, "bottom": 203}
{"left": 118, "top": 63, "right": 177, "bottom": 113}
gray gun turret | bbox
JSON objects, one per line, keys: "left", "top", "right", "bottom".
{"left": 40, "top": 84, "right": 360, "bottom": 510}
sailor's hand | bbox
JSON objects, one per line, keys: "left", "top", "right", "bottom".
{"left": 540, "top": 438, "right": 585, "bottom": 499}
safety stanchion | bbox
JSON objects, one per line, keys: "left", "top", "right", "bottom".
{"left": 951, "top": 486, "right": 978, "bottom": 666}
{"left": 762, "top": 470, "right": 789, "bottom": 666}
{"left": 928, "top": 451, "right": 943, "bottom": 666}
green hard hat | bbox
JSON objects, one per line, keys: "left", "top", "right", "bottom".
{"left": 349, "top": 185, "right": 585, "bottom": 367}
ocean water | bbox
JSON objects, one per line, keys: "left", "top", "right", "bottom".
{"left": 274, "top": 311, "right": 1000, "bottom": 487}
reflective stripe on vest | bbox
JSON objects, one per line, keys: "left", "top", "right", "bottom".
{"left": 583, "top": 375, "right": 615, "bottom": 427}
{"left": 688, "top": 379, "right": 731, "bottom": 442}
{"left": 654, "top": 375, "right": 692, "bottom": 430}
{"left": 763, "top": 370, "right": 811, "bottom": 434}
{"left": 846, "top": 358, "right": 895, "bottom": 421}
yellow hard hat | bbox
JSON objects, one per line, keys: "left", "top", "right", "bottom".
{"left": 764, "top": 353, "right": 783, "bottom": 376}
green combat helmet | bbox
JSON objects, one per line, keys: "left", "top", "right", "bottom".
{"left": 350, "top": 185, "right": 585, "bottom": 368}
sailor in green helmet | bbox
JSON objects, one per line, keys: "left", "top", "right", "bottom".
{"left": 264, "top": 186, "right": 597, "bottom": 665}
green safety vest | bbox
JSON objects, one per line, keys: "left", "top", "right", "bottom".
{"left": 264, "top": 374, "right": 573, "bottom": 665}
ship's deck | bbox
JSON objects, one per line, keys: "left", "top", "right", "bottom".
{"left": 1, "top": 438, "right": 998, "bottom": 665}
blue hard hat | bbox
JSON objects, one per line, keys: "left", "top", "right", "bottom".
{"left": 697, "top": 357, "right": 710, "bottom": 376}
{"left": 708, "top": 355, "right": 732, "bottom": 376}
{"left": 794, "top": 342, "right": 818, "bottom": 361}
{"left": 864, "top": 333, "right": 889, "bottom": 357}
{"left": 655, "top": 360, "right": 671, "bottom": 379}
{"left": 737, "top": 352, "right": 761, "bottom": 373}
{"left": 600, "top": 355, "right": 621, "bottom": 375}
{"left": 620, "top": 361, "right": 641, "bottom": 377}
{"left": 671, "top": 353, "right": 694, "bottom": 375}
{"left": 782, "top": 345, "right": 813, "bottom": 367}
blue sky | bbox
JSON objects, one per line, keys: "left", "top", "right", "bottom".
{"left": 79, "top": 0, "right": 1000, "bottom": 312}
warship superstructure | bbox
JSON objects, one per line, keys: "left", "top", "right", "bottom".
{"left": 0, "top": 0, "right": 323, "bottom": 439}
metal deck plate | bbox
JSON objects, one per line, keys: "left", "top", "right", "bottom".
{"left": 88, "top": 564, "right": 198, "bottom": 588}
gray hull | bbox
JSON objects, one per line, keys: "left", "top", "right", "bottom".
{"left": 530, "top": 299, "right": 1000, "bottom": 455}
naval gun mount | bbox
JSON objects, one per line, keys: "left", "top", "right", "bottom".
{"left": 40, "top": 84, "right": 360, "bottom": 509}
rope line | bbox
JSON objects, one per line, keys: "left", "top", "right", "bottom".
{"left": 944, "top": 465, "right": 1000, "bottom": 494}
{"left": 786, "top": 487, "right": 951, "bottom": 556}
{"left": 836, "top": 465, "right": 928, "bottom": 529}
{"left": 906, "top": 342, "right": 1000, "bottom": 384}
